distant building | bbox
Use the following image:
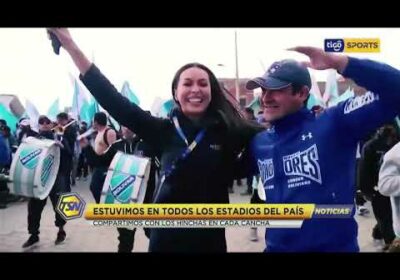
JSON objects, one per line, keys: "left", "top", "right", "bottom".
{"left": 218, "top": 78, "right": 255, "bottom": 108}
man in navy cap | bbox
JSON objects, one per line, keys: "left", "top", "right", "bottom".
{"left": 247, "top": 46, "right": 400, "bottom": 252}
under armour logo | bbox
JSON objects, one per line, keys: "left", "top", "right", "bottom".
{"left": 301, "top": 132, "right": 313, "bottom": 141}
{"left": 210, "top": 144, "right": 221, "bottom": 151}
{"left": 267, "top": 126, "right": 275, "bottom": 133}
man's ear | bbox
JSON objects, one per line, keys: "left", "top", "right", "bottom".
{"left": 299, "top": 86, "right": 310, "bottom": 102}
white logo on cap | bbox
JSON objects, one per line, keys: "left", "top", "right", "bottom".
{"left": 268, "top": 62, "right": 281, "bottom": 74}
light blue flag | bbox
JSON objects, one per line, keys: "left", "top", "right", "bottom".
{"left": 158, "top": 99, "right": 174, "bottom": 118}
{"left": 0, "top": 104, "right": 18, "bottom": 133}
{"left": 47, "top": 98, "right": 60, "bottom": 121}
{"left": 71, "top": 76, "right": 93, "bottom": 124}
{"left": 329, "top": 86, "right": 354, "bottom": 107}
{"left": 93, "top": 98, "right": 100, "bottom": 113}
{"left": 247, "top": 98, "right": 261, "bottom": 115}
{"left": 25, "top": 99, "right": 40, "bottom": 131}
{"left": 86, "top": 95, "right": 120, "bottom": 131}
{"left": 21, "top": 111, "right": 28, "bottom": 119}
{"left": 121, "top": 81, "right": 140, "bottom": 105}
{"left": 395, "top": 116, "right": 400, "bottom": 128}
{"left": 307, "top": 93, "right": 325, "bottom": 110}
{"left": 323, "top": 70, "right": 339, "bottom": 105}
{"left": 83, "top": 96, "right": 101, "bottom": 126}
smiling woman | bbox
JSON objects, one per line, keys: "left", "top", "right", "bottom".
{"left": 172, "top": 65, "right": 212, "bottom": 119}
{"left": 47, "top": 28, "right": 263, "bottom": 253}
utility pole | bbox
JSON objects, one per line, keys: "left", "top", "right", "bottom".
{"left": 234, "top": 30, "right": 240, "bottom": 102}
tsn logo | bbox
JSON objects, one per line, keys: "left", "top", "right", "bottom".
{"left": 56, "top": 193, "right": 86, "bottom": 220}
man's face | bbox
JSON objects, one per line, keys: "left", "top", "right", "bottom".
{"left": 92, "top": 121, "right": 99, "bottom": 131}
{"left": 39, "top": 119, "right": 52, "bottom": 132}
{"left": 380, "top": 125, "right": 397, "bottom": 138}
{"left": 57, "top": 117, "right": 68, "bottom": 126}
{"left": 20, "top": 125, "right": 30, "bottom": 131}
{"left": 260, "top": 85, "right": 307, "bottom": 122}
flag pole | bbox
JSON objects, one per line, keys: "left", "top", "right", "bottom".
{"left": 234, "top": 30, "right": 240, "bottom": 103}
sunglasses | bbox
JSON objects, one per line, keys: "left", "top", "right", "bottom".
{"left": 38, "top": 119, "right": 51, "bottom": 125}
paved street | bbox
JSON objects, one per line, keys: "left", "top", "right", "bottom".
{"left": 0, "top": 178, "right": 381, "bottom": 252}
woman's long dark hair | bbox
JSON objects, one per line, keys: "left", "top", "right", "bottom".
{"left": 171, "top": 63, "right": 263, "bottom": 148}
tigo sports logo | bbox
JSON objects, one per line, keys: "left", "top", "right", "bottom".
{"left": 325, "top": 38, "right": 380, "bottom": 53}
{"left": 324, "top": 39, "right": 344, "bottom": 52}
{"left": 56, "top": 192, "right": 86, "bottom": 220}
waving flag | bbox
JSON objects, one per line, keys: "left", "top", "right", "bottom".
{"left": 329, "top": 87, "right": 354, "bottom": 107}
{"left": 323, "top": 70, "right": 339, "bottom": 105}
{"left": 70, "top": 73, "right": 93, "bottom": 124}
{"left": 150, "top": 97, "right": 164, "bottom": 116}
{"left": 307, "top": 93, "right": 325, "bottom": 110}
{"left": 84, "top": 95, "right": 102, "bottom": 126}
{"left": 150, "top": 97, "right": 174, "bottom": 118}
{"left": 47, "top": 98, "right": 60, "bottom": 121}
{"left": 158, "top": 99, "right": 174, "bottom": 118}
{"left": 395, "top": 116, "right": 400, "bottom": 133}
{"left": 247, "top": 97, "right": 261, "bottom": 115}
{"left": 121, "top": 81, "right": 140, "bottom": 105}
{"left": 25, "top": 99, "right": 40, "bottom": 131}
{"left": 0, "top": 104, "right": 18, "bottom": 133}
{"left": 309, "top": 71, "right": 324, "bottom": 107}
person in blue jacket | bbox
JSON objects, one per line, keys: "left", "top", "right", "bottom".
{"left": 0, "top": 134, "right": 10, "bottom": 168}
{"left": 246, "top": 46, "right": 400, "bottom": 252}
{"left": 0, "top": 133, "right": 11, "bottom": 209}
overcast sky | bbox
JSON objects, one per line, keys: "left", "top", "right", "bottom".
{"left": 0, "top": 28, "right": 397, "bottom": 113}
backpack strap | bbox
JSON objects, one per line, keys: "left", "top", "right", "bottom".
{"left": 103, "top": 128, "right": 112, "bottom": 147}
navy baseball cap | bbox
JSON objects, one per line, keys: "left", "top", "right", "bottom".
{"left": 246, "top": 59, "right": 311, "bottom": 90}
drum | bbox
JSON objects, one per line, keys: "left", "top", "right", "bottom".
{"left": 101, "top": 151, "right": 151, "bottom": 204}
{"left": 8, "top": 137, "right": 60, "bottom": 200}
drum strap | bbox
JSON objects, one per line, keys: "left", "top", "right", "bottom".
{"left": 153, "top": 116, "right": 206, "bottom": 202}
{"left": 103, "top": 128, "right": 111, "bottom": 147}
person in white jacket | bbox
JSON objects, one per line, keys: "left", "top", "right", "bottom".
{"left": 378, "top": 141, "right": 400, "bottom": 252}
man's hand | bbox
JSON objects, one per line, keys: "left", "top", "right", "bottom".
{"left": 288, "top": 46, "right": 349, "bottom": 73}
{"left": 54, "top": 140, "right": 64, "bottom": 149}
{"left": 79, "top": 137, "right": 89, "bottom": 149}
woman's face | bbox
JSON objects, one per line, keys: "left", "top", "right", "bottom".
{"left": 174, "top": 67, "right": 212, "bottom": 119}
